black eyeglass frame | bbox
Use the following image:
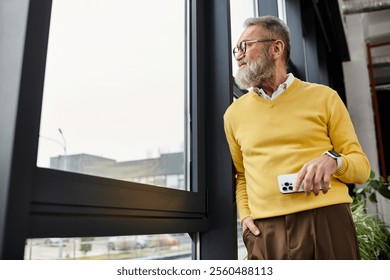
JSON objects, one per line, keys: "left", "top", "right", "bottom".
{"left": 232, "top": 39, "right": 276, "bottom": 58}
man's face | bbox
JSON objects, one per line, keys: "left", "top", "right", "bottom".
{"left": 234, "top": 25, "right": 276, "bottom": 90}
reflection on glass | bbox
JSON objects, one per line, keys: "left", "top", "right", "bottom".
{"left": 24, "top": 234, "right": 192, "bottom": 260}
{"left": 37, "top": 0, "right": 187, "bottom": 190}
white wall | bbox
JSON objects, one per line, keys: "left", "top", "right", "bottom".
{"left": 342, "top": 10, "right": 390, "bottom": 224}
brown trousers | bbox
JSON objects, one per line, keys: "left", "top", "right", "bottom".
{"left": 243, "top": 203, "right": 360, "bottom": 259}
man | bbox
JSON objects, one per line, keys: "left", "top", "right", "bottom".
{"left": 224, "top": 16, "right": 370, "bottom": 259}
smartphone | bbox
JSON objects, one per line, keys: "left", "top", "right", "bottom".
{"left": 277, "top": 173, "right": 329, "bottom": 194}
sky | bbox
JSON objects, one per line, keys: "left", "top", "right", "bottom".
{"left": 37, "top": 0, "right": 256, "bottom": 168}
{"left": 37, "top": 0, "right": 186, "bottom": 167}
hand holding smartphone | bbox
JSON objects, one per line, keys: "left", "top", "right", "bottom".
{"left": 277, "top": 173, "right": 330, "bottom": 194}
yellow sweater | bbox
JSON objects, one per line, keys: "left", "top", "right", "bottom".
{"left": 224, "top": 78, "right": 371, "bottom": 220}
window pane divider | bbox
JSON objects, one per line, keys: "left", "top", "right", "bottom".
{"left": 33, "top": 167, "right": 206, "bottom": 214}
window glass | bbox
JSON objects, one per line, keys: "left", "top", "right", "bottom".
{"left": 25, "top": 234, "right": 191, "bottom": 260}
{"left": 230, "top": 0, "right": 256, "bottom": 260}
{"left": 37, "top": 0, "right": 188, "bottom": 190}
{"left": 230, "top": 0, "right": 256, "bottom": 76}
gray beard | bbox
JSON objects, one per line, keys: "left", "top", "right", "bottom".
{"left": 235, "top": 54, "right": 275, "bottom": 90}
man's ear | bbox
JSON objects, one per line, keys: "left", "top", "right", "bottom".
{"left": 272, "top": 40, "right": 285, "bottom": 60}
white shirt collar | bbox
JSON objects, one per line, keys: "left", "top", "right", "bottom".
{"left": 251, "top": 73, "right": 294, "bottom": 100}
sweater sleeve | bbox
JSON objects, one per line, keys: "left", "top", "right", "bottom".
{"left": 223, "top": 112, "right": 251, "bottom": 220}
{"left": 327, "top": 92, "right": 371, "bottom": 184}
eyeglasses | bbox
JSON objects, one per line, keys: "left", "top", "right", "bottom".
{"left": 232, "top": 39, "right": 276, "bottom": 59}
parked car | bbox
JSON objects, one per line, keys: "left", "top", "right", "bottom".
{"left": 144, "top": 234, "right": 180, "bottom": 248}
{"left": 43, "top": 238, "right": 69, "bottom": 247}
{"left": 108, "top": 236, "right": 146, "bottom": 250}
{"left": 107, "top": 234, "right": 180, "bottom": 250}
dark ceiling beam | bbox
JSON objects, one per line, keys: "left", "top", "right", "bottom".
{"left": 342, "top": 0, "right": 390, "bottom": 15}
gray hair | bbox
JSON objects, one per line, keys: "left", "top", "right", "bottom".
{"left": 244, "top": 16, "right": 291, "bottom": 64}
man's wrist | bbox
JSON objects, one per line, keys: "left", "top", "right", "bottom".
{"left": 323, "top": 150, "right": 342, "bottom": 169}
